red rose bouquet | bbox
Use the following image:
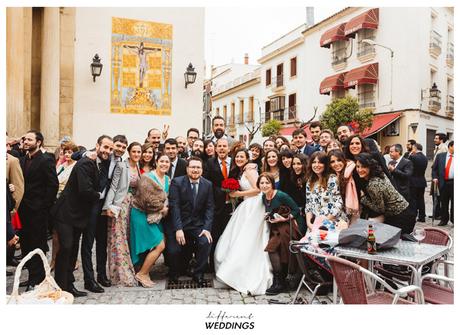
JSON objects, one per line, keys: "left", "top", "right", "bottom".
{"left": 221, "top": 178, "right": 240, "bottom": 192}
{"left": 221, "top": 178, "right": 240, "bottom": 213}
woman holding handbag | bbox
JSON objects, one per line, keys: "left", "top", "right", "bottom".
{"left": 130, "top": 152, "right": 170, "bottom": 287}
{"left": 259, "top": 173, "right": 302, "bottom": 296}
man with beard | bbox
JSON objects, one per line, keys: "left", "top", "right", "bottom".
{"left": 191, "top": 138, "right": 205, "bottom": 159}
{"left": 18, "top": 130, "right": 58, "bottom": 291}
{"left": 206, "top": 116, "right": 236, "bottom": 147}
{"left": 403, "top": 139, "right": 417, "bottom": 159}
{"left": 52, "top": 135, "right": 113, "bottom": 296}
{"left": 175, "top": 136, "right": 188, "bottom": 159}
{"left": 336, "top": 124, "right": 354, "bottom": 146}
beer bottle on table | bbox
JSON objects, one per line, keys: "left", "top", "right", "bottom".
{"left": 367, "top": 223, "right": 377, "bottom": 254}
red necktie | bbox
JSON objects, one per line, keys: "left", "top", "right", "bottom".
{"left": 221, "top": 159, "right": 228, "bottom": 179}
{"left": 445, "top": 154, "right": 453, "bottom": 180}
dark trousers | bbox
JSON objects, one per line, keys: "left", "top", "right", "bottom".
{"left": 166, "top": 228, "right": 212, "bottom": 278}
{"left": 385, "top": 206, "right": 416, "bottom": 235}
{"left": 81, "top": 200, "right": 108, "bottom": 283}
{"left": 54, "top": 220, "right": 82, "bottom": 291}
{"left": 17, "top": 209, "right": 48, "bottom": 286}
{"left": 209, "top": 204, "right": 232, "bottom": 272}
{"left": 440, "top": 180, "right": 454, "bottom": 223}
{"left": 410, "top": 187, "right": 426, "bottom": 220}
{"left": 431, "top": 182, "right": 442, "bottom": 218}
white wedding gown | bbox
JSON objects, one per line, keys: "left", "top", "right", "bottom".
{"left": 214, "top": 174, "right": 273, "bottom": 295}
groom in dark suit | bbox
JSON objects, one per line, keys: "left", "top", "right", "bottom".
{"left": 167, "top": 156, "right": 214, "bottom": 286}
{"left": 203, "top": 138, "right": 232, "bottom": 272}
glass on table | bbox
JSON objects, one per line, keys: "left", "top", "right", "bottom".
{"left": 412, "top": 227, "right": 426, "bottom": 246}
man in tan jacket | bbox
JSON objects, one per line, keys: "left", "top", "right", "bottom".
{"left": 6, "top": 152, "right": 24, "bottom": 268}
{"left": 7, "top": 152, "right": 24, "bottom": 211}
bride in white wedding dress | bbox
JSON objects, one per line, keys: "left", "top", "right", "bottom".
{"left": 214, "top": 149, "right": 273, "bottom": 295}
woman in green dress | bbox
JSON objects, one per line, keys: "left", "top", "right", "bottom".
{"left": 258, "top": 172, "right": 301, "bottom": 295}
{"left": 130, "top": 152, "right": 170, "bottom": 288}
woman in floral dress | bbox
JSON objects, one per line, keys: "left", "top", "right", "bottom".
{"left": 304, "top": 151, "right": 348, "bottom": 232}
{"left": 103, "top": 142, "right": 142, "bottom": 287}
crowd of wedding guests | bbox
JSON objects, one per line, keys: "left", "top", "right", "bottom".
{"left": 5, "top": 117, "right": 454, "bottom": 297}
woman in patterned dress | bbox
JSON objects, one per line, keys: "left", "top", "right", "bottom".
{"left": 304, "top": 151, "right": 348, "bottom": 232}
{"left": 103, "top": 142, "right": 142, "bottom": 287}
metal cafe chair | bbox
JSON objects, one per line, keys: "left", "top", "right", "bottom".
{"left": 326, "top": 255, "right": 424, "bottom": 304}
{"left": 408, "top": 259, "right": 454, "bottom": 304}
{"left": 288, "top": 241, "right": 333, "bottom": 304}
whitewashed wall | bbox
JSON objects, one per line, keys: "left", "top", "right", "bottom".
{"left": 73, "top": 7, "right": 205, "bottom": 148}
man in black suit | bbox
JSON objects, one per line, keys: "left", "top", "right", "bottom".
{"left": 204, "top": 138, "right": 231, "bottom": 272}
{"left": 52, "top": 135, "right": 113, "bottom": 296}
{"left": 183, "top": 128, "right": 200, "bottom": 158}
{"left": 408, "top": 143, "right": 428, "bottom": 222}
{"left": 388, "top": 144, "right": 413, "bottom": 203}
{"left": 403, "top": 139, "right": 417, "bottom": 159}
{"left": 69, "top": 135, "right": 126, "bottom": 289}
{"left": 432, "top": 141, "right": 454, "bottom": 226}
{"left": 164, "top": 138, "right": 187, "bottom": 179}
{"left": 167, "top": 157, "right": 214, "bottom": 286}
{"left": 18, "top": 130, "right": 58, "bottom": 290}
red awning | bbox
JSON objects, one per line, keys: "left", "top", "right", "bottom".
{"left": 279, "top": 125, "right": 312, "bottom": 139}
{"left": 319, "top": 72, "right": 346, "bottom": 95}
{"left": 343, "top": 63, "right": 378, "bottom": 89}
{"left": 344, "top": 8, "right": 379, "bottom": 38}
{"left": 362, "top": 112, "right": 402, "bottom": 137}
{"left": 320, "top": 23, "right": 348, "bottom": 48}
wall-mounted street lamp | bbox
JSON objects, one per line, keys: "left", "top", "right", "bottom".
{"left": 420, "top": 82, "right": 441, "bottom": 111}
{"left": 362, "top": 39, "right": 394, "bottom": 106}
{"left": 184, "top": 63, "right": 197, "bottom": 88}
{"left": 90, "top": 54, "right": 103, "bottom": 82}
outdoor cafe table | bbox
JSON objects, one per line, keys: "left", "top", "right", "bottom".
{"left": 331, "top": 240, "right": 450, "bottom": 304}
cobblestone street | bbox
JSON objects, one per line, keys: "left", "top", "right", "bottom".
{"left": 6, "top": 189, "right": 453, "bottom": 304}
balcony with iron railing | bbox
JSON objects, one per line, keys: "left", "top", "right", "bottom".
{"left": 446, "top": 95, "right": 454, "bottom": 117}
{"left": 357, "top": 43, "right": 376, "bottom": 62}
{"left": 276, "top": 74, "right": 284, "bottom": 88}
{"left": 446, "top": 42, "right": 454, "bottom": 67}
{"left": 428, "top": 98, "right": 441, "bottom": 112}
{"left": 244, "top": 112, "right": 254, "bottom": 123}
{"left": 359, "top": 101, "right": 376, "bottom": 109}
{"left": 264, "top": 111, "right": 271, "bottom": 123}
{"left": 287, "top": 105, "right": 296, "bottom": 120}
{"left": 430, "top": 30, "right": 442, "bottom": 58}
{"left": 236, "top": 113, "right": 244, "bottom": 124}
{"left": 272, "top": 109, "right": 285, "bottom": 121}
